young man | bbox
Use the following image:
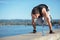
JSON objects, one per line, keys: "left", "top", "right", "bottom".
{"left": 31, "top": 4, "right": 54, "bottom": 34}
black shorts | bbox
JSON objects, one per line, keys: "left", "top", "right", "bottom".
{"left": 32, "top": 4, "right": 49, "bottom": 17}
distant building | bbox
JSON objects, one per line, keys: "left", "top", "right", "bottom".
{"left": 52, "top": 19, "right": 60, "bottom": 25}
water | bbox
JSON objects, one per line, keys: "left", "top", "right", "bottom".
{"left": 0, "top": 25, "right": 59, "bottom": 38}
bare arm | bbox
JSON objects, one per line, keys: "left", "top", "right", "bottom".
{"left": 31, "top": 14, "right": 36, "bottom": 30}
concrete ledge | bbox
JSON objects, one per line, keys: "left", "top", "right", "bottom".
{"left": 0, "top": 29, "right": 60, "bottom": 40}
{"left": 32, "top": 33, "right": 60, "bottom": 40}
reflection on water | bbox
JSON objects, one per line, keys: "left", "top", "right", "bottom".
{"left": 0, "top": 25, "right": 60, "bottom": 38}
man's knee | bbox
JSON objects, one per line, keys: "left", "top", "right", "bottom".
{"left": 42, "top": 8, "right": 47, "bottom": 16}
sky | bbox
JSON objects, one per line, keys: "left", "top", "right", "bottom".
{"left": 0, "top": 0, "right": 60, "bottom": 19}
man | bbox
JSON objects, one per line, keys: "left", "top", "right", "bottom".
{"left": 31, "top": 4, "right": 54, "bottom": 34}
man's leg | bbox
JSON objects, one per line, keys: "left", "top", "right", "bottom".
{"left": 42, "top": 8, "right": 54, "bottom": 33}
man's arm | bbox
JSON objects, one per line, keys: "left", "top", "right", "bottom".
{"left": 31, "top": 14, "right": 36, "bottom": 30}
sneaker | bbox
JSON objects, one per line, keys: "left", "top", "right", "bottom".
{"left": 33, "top": 30, "right": 36, "bottom": 33}
{"left": 49, "top": 30, "right": 55, "bottom": 34}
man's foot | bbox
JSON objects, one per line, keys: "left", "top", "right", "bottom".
{"left": 33, "top": 30, "right": 36, "bottom": 33}
{"left": 49, "top": 30, "right": 55, "bottom": 34}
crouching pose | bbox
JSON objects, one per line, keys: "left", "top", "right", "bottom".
{"left": 31, "top": 4, "right": 54, "bottom": 34}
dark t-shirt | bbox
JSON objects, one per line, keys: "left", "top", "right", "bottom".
{"left": 32, "top": 4, "right": 49, "bottom": 17}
